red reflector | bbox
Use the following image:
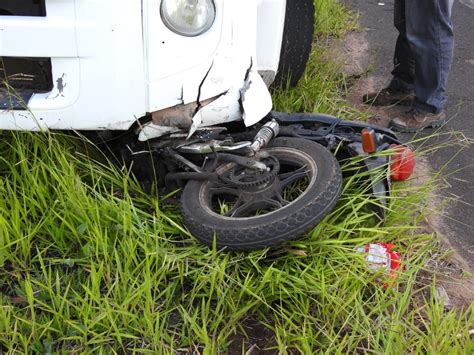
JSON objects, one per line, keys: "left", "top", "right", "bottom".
{"left": 361, "top": 128, "right": 377, "bottom": 153}
{"left": 390, "top": 144, "right": 415, "bottom": 181}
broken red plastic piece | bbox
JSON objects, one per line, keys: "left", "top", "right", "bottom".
{"left": 358, "top": 242, "right": 403, "bottom": 288}
{"left": 380, "top": 242, "right": 402, "bottom": 280}
{"left": 390, "top": 144, "right": 415, "bottom": 181}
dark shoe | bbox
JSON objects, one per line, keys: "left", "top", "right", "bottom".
{"left": 363, "top": 87, "right": 414, "bottom": 106}
{"left": 390, "top": 109, "right": 447, "bottom": 133}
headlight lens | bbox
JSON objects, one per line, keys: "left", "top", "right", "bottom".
{"left": 160, "top": 0, "right": 216, "bottom": 37}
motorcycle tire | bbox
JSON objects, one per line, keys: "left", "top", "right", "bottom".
{"left": 181, "top": 137, "right": 342, "bottom": 250}
{"left": 272, "top": 0, "right": 315, "bottom": 88}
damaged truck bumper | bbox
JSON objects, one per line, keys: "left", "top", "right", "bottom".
{"left": 138, "top": 67, "right": 272, "bottom": 142}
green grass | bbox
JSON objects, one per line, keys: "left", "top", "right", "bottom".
{"left": 272, "top": 0, "right": 361, "bottom": 120}
{"left": 1, "top": 0, "right": 473, "bottom": 353}
{"left": 0, "top": 132, "right": 472, "bottom": 353}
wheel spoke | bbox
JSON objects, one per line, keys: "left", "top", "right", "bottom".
{"left": 226, "top": 200, "right": 257, "bottom": 218}
{"left": 222, "top": 197, "right": 241, "bottom": 217}
{"left": 262, "top": 197, "right": 283, "bottom": 209}
{"left": 278, "top": 165, "right": 310, "bottom": 188}
{"left": 208, "top": 186, "right": 240, "bottom": 196}
{"left": 278, "top": 165, "right": 307, "bottom": 180}
{"left": 208, "top": 162, "right": 311, "bottom": 218}
{"left": 278, "top": 165, "right": 308, "bottom": 181}
{"left": 275, "top": 193, "right": 290, "bottom": 206}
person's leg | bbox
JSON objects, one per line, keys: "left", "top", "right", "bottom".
{"left": 390, "top": 0, "right": 454, "bottom": 132}
{"left": 389, "top": 0, "right": 415, "bottom": 93}
{"left": 363, "top": 0, "right": 414, "bottom": 106}
{"left": 405, "top": 0, "right": 454, "bottom": 113}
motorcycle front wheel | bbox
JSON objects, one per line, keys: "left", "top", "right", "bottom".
{"left": 181, "top": 137, "right": 342, "bottom": 250}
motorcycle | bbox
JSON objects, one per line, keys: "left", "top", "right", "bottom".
{"left": 0, "top": 0, "right": 414, "bottom": 250}
{"left": 111, "top": 111, "right": 414, "bottom": 250}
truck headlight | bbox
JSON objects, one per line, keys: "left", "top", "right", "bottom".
{"left": 160, "top": 0, "right": 216, "bottom": 37}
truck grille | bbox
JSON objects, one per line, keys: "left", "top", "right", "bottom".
{"left": 0, "top": 57, "right": 53, "bottom": 110}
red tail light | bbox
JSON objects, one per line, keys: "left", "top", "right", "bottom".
{"left": 390, "top": 145, "right": 415, "bottom": 181}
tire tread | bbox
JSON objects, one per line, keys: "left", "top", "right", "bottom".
{"left": 181, "top": 138, "right": 342, "bottom": 250}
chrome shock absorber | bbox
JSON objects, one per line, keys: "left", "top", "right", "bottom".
{"left": 249, "top": 120, "right": 280, "bottom": 155}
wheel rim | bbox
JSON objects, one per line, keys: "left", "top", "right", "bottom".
{"left": 198, "top": 147, "right": 318, "bottom": 220}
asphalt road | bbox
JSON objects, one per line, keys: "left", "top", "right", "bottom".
{"left": 343, "top": 0, "right": 474, "bottom": 268}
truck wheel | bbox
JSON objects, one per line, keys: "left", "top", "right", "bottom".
{"left": 273, "top": 0, "right": 315, "bottom": 88}
{"left": 180, "top": 138, "right": 342, "bottom": 250}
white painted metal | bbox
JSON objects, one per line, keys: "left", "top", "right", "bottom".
{"left": 0, "top": 0, "right": 286, "bottom": 139}
{"left": 241, "top": 71, "right": 273, "bottom": 127}
{"left": 144, "top": 0, "right": 273, "bottom": 115}
{"left": 256, "top": 0, "right": 286, "bottom": 73}
{"left": 138, "top": 124, "right": 181, "bottom": 142}
{"left": 0, "top": 3, "right": 77, "bottom": 57}
{"left": 0, "top": 0, "right": 146, "bottom": 130}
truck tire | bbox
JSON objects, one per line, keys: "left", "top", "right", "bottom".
{"left": 273, "top": 0, "right": 315, "bottom": 88}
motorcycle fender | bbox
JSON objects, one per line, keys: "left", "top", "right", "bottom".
{"left": 348, "top": 143, "right": 390, "bottom": 221}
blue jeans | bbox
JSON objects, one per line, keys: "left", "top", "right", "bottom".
{"left": 389, "top": 0, "right": 454, "bottom": 113}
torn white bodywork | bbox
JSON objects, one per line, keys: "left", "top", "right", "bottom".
{"left": 240, "top": 70, "right": 273, "bottom": 127}
{"left": 0, "top": 0, "right": 285, "bottom": 139}
{"left": 138, "top": 124, "right": 181, "bottom": 142}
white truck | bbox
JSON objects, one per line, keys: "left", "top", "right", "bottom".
{"left": 0, "top": 0, "right": 314, "bottom": 140}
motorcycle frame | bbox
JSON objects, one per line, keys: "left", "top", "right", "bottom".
{"left": 120, "top": 111, "right": 402, "bottom": 220}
